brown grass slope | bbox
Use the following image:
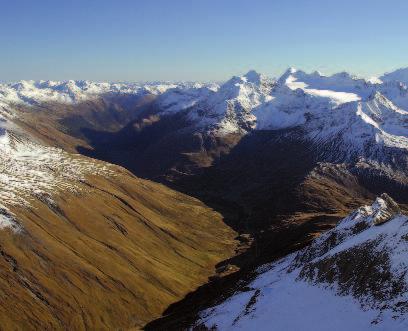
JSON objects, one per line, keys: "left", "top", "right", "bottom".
{"left": 0, "top": 158, "right": 236, "bottom": 330}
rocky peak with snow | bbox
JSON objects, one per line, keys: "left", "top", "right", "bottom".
{"left": 197, "top": 195, "right": 408, "bottom": 330}
{"left": 173, "top": 70, "right": 275, "bottom": 134}
{"left": 240, "top": 70, "right": 263, "bottom": 84}
{"left": 370, "top": 193, "right": 401, "bottom": 225}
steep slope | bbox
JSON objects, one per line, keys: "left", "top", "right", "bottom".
{"left": 196, "top": 194, "right": 408, "bottom": 330}
{"left": 0, "top": 109, "right": 237, "bottom": 329}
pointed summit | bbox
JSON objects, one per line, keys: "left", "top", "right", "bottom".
{"left": 243, "top": 70, "right": 263, "bottom": 84}
{"left": 281, "top": 67, "right": 297, "bottom": 75}
{"left": 277, "top": 67, "right": 299, "bottom": 84}
{"left": 221, "top": 70, "right": 268, "bottom": 91}
{"left": 282, "top": 67, "right": 298, "bottom": 77}
{"left": 372, "top": 193, "right": 401, "bottom": 225}
{"left": 288, "top": 66, "right": 297, "bottom": 74}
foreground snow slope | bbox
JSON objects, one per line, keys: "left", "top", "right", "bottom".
{"left": 198, "top": 194, "right": 408, "bottom": 330}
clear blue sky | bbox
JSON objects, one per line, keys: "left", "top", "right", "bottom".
{"left": 1, "top": 0, "right": 408, "bottom": 82}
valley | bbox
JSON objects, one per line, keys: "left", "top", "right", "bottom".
{"left": 0, "top": 67, "right": 408, "bottom": 329}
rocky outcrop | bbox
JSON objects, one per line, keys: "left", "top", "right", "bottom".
{"left": 372, "top": 193, "right": 401, "bottom": 225}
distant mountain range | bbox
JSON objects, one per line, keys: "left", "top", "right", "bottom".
{"left": 2, "top": 67, "right": 407, "bottom": 160}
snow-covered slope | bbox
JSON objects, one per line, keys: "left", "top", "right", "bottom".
{"left": 197, "top": 194, "right": 408, "bottom": 330}
{"left": 257, "top": 68, "right": 408, "bottom": 159}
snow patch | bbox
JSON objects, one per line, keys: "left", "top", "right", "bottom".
{"left": 0, "top": 119, "right": 116, "bottom": 227}
{"left": 0, "top": 209, "right": 22, "bottom": 233}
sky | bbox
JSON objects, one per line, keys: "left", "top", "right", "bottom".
{"left": 1, "top": 0, "right": 408, "bottom": 82}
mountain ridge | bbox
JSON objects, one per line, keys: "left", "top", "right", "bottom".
{"left": 196, "top": 194, "right": 408, "bottom": 330}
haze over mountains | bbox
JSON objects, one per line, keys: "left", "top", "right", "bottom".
{"left": 0, "top": 67, "right": 408, "bottom": 330}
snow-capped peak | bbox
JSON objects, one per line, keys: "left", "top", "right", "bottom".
{"left": 221, "top": 70, "right": 273, "bottom": 91}
{"left": 242, "top": 70, "right": 264, "bottom": 84}
{"left": 185, "top": 71, "right": 274, "bottom": 134}
{"left": 285, "top": 66, "right": 298, "bottom": 75}
{"left": 155, "top": 68, "right": 408, "bottom": 159}
{"left": 277, "top": 66, "right": 301, "bottom": 85}
{"left": 366, "top": 76, "right": 383, "bottom": 84}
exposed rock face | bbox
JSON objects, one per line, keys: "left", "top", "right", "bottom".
{"left": 372, "top": 193, "right": 401, "bottom": 225}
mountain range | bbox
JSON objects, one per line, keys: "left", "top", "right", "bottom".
{"left": 1, "top": 67, "right": 408, "bottom": 330}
